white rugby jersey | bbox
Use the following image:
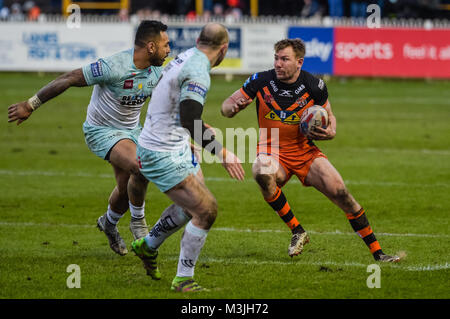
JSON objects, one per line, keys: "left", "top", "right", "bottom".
{"left": 82, "top": 49, "right": 162, "bottom": 129}
{"left": 138, "top": 47, "right": 211, "bottom": 151}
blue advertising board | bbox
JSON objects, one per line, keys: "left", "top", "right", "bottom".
{"left": 287, "top": 27, "right": 334, "bottom": 74}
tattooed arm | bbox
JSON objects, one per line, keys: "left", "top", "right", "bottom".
{"left": 7, "top": 68, "right": 87, "bottom": 125}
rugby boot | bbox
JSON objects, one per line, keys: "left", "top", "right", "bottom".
{"left": 131, "top": 237, "right": 161, "bottom": 280}
{"left": 171, "top": 276, "right": 209, "bottom": 292}
{"left": 129, "top": 217, "right": 149, "bottom": 240}
{"left": 97, "top": 213, "right": 128, "bottom": 256}
{"left": 374, "top": 252, "right": 401, "bottom": 263}
{"left": 288, "top": 231, "right": 310, "bottom": 257}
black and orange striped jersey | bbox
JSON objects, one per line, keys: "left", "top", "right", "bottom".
{"left": 240, "top": 69, "right": 328, "bottom": 155}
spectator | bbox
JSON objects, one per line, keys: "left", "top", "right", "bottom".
{"left": 301, "top": 0, "right": 325, "bottom": 17}
{"left": 328, "top": 0, "right": 344, "bottom": 17}
{"left": 24, "top": 1, "right": 40, "bottom": 21}
{"left": 225, "top": 6, "right": 242, "bottom": 22}
{"left": 204, "top": 0, "right": 213, "bottom": 12}
{"left": 350, "top": 0, "right": 367, "bottom": 17}
{"left": 213, "top": 2, "right": 225, "bottom": 17}
{"left": 177, "top": 0, "right": 193, "bottom": 15}
{"left": 186, "top": 9, "right": 196, "bottom": 20}
{"left": 0, "top": 6, "right": 9, "bottom": 19}
{"left": 10, "top": 2, "right": 24, "bottom": 21}
{"left": 119, "top": 8, "right": 129, "bottom": 21}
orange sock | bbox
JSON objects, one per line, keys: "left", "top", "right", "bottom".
{"left": 346, "top": 208, "right": 383, "bottom": 257}
{"left": 265, "top": 187, "right": 304, "bottom": 234}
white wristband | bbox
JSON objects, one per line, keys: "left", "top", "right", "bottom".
{"left": 27, "top": 95, "right": 42, "bottom": 111}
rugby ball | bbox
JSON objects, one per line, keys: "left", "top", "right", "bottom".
{"left": 300, "top": 105, "right": 328, "bottom": 135}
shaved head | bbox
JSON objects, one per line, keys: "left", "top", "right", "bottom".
{"left": 197, "top": 23, "right": 229, "bottom": 49}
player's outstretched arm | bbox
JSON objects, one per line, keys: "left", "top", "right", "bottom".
{"left": 180, "top": 99, "right": 245, "bottom": 180}
{"left": 216, "top": 147, "right": 245, "bottom": 181}
{"left": 221, "top": 89, "right": 252, "bottom": 118}
{"left": 7, "top": 68, "right": 87, "bottom": 125}
{"left": 307, "top": 100, "right": 337, "bottom": 140}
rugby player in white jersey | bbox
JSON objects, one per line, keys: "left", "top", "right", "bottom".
{"left": 7, "top": 21, "right": 171, "bottom": 256}
{"left": 128, "top": 23, "right": 245, "bottom": 292}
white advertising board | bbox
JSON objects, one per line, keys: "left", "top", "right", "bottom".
{"left": 0, "top": 23, "right": 133, "bottom": 72}
{"left": 0, "top": 22, "right": 284, "bottom": 74}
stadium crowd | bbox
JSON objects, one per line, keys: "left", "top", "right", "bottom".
{"left": 0, "top": 0, "right": 448, "bottom": 21}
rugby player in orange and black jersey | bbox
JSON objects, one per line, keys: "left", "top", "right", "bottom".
{"left": 239, "top": 68, "right": 329, "bottom": 153}
{"left": 221, "top": 38, "right": 401, "bottom": 263}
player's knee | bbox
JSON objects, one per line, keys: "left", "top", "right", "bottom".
{"left": 253, "top": 172, "right": 274, "bottom": 192}
{"left": 252, "top": 160, "right": 277, "bottom": 190}
{"left": 200, "top": 197, "right": 218, "bottom": 227}
{"left": 206, "top": 197, "right": 218, "bottom": 225}
{"left": 129, "top": 161, "right": 141, "bottom": 176}
{"left": 332, "top": 185, "right": 350, "bottom": 202}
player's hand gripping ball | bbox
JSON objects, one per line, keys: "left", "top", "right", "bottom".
{"left": 300, "top": 105, "right": 329, "bottom": 136}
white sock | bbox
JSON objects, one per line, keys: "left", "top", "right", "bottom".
{"left": 144, "top": 204, "right": 190, "bottom": 250}
{"left": 106, "top": 205, "right": 123, "bottom": 225}
{"left": 129, "top": 201, "right": 145, "bottom": 219}
{"left": 176, "top": 221, "right": 209, "bottom": 278}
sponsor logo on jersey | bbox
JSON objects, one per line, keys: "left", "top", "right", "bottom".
{"left": 295, "top": 96, "right": 308, "bottom": 108}
{"left": 269, "top": 80, "right": 278, "bottom": 92}
{"left": 120, "top": 94, "right": 149, "bottom": 105}
{"left": 264, "top": 110, "right": 300, "bottom": 124}
{"left": 147, "top": 79, "right": 158, "bottom": 88}
{"left": 187, "top": 82, "right": 207, "bottom": 98}
{"left": 123, "top": 79, "right": 133, "bottom": 89}
{"left": 244, "top": 73, "right": 258, "bottom": 88}
{"left": 90, "top": 61, "right": 102, "bottom": 77}
{"left": 279, "top": 89, "right": 293, "bottom": 97}
{"left": 318, "top": 79, "right": 324, "bottom": 90}
{"left": 295, "top": 84, "right": 305, "bottom": 95}
{"left": 263, "top": 93, "right": 274, "bottom": 104}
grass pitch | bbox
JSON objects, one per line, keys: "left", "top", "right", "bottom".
{"left": 0, "top": 73, "right": 449, "bottom": 299}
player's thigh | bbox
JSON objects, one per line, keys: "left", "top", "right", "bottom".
{"left": 108, "top": 139, "right": 139, "bottom": 174}
{"left": 252, "top": 154, "right": 287, "bottom": 186}
{"left": 165, "top": 174, "right": 217, "bottom": 217}
{"left": 305, "top": 157, "right": 347, "bottom": 197}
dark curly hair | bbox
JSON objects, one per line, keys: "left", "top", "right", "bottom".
{"left": 135, "top": 20, "right": 168, "bottom": 48}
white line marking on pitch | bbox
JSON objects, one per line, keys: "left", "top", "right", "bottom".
{"left": 0, "top": 222, "right": 447, "bottom": 272}
{"left": 0, "top": 169, "right": 448, "bottom": 188}
{"left": 0, "top": 222, "right": 448, "bottom": 239}
{"left": 165, "top": 256, "right": 450, "bottom": 272}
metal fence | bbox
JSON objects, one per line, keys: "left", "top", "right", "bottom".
{"left": 1, "top": 14, "right": 449, "bottom": 29}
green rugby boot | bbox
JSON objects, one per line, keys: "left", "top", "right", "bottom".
{"left": 171, "top": 276, "right": 209, "bottom": 292}
{"left": 131, "top": 237, "right": 161, "bottom": 280}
